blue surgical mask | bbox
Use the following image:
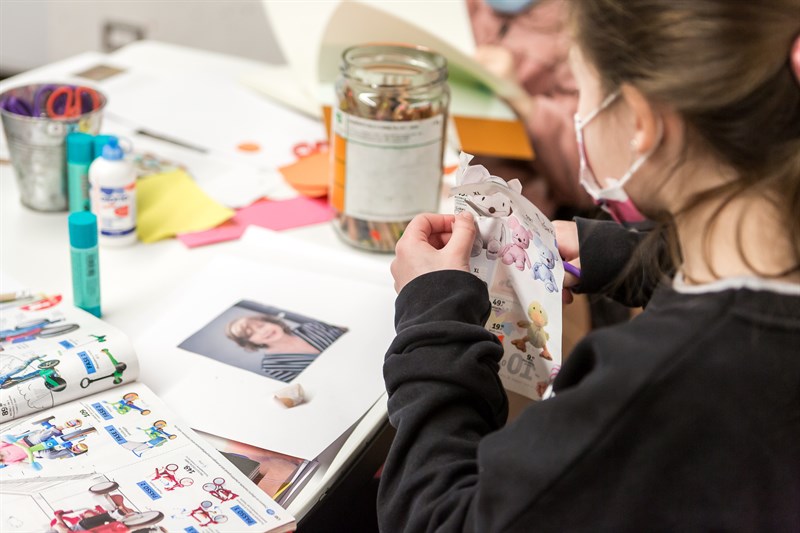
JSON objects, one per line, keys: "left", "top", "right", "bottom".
{"left": 574, "top": 90, "right": 662, "bottom": 225}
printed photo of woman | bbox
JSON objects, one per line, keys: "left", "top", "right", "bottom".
{"left": 179, "top": 300, "right": 348, "bottom": 383}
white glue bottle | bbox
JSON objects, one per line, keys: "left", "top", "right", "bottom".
{"left": 89, "top": 137, "right": 137, "bottom": 246}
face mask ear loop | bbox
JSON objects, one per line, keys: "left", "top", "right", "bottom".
{"left": 611, "top": 118, "right": 664, "bottom": 189}
{"left": 576, "top": 90, "right": 621, "bottom": 129}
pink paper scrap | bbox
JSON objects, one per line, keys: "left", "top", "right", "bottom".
{"left": 177, "top": 196, "right": 334, "bottom": 248}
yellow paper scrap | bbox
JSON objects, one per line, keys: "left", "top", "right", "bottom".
{"left": 136, "top": 169, "right": 234, "bottom": 243}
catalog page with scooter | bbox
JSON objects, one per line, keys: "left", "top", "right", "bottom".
{"left": 0, "top": 293, "right": 139, "bottom": 423}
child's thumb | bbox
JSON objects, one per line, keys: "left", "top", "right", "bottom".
{"left": 446, "top": 211, "right": 477, "bottom": 257}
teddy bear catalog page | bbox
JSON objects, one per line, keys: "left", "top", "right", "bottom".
{"left": 452, "top": 153, "right": 566, "bottom": 400}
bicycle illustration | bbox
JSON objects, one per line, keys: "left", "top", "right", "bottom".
{"left": 202, "top": 477, "right": 238, "bottom": 502}
{"left": 152, "top": 464, "right": 193, "bottom": 491}
{"left": 119, "top": 420, "right": 177, "bottom": 458}
{"left": 104, "top": 392, "right": 151, "bottom": 416}
{"left": 0, "top": 355, "right": 67, "bottom": 392}
{"left": 188, "top": 500, "right": 227, "bottom": 527}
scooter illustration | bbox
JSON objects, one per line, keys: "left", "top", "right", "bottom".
{"left": 80, "top": 349, "right": 126, "bottom": 389}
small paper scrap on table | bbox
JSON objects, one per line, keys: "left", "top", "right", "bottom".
{"left": 451, "top": 152, "right": 565, "bottom": 401}
{"left": 274, "top": 383, "right": 305, "bottom": 408}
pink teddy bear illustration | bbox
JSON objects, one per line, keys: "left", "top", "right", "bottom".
{"left": 500, "top": 216, "right": 532, "bottom": 271}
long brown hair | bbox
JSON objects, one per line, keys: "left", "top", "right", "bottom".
{"left": 569, "top": 0, "right": 800, "bottom": 286}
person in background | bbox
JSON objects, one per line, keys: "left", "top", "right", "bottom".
{"left": 379, "top": 0, "right": 800, "bottom": 530}
{"left": 468, "top": 0, "right": 590, "bottom": 217}
{"left": 470, "top": 0, "right": 637, "bottom": 331}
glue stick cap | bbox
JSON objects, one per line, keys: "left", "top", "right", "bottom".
{"left": 66, "top": 132, "right": 93, "bottom": 164}
{"left": 101, "top": 137, "right": 124, "bottom": 161}
{"left": 69, "top": 211, "right": 98, "bottom": 249}
{"left": 93, "top": 134, "right": 116, "bottom": 159}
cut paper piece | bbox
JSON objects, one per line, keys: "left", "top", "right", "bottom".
{"left": 237, "top": 141, "right": 262, "bottom": 152}
{"left": 452, "top": 116, "right": 534, "bottom": 160}
{"left": 177, "top": 196, "right": 335, "bottom": 248}
{"left": 278, "top": 150, "right": 330, "bottom": 198}
{"left": 136, "top": 169, "right": 234, "bottom": 243}
{"left": 275, "top": 383, "right": 305, "bottom": 408}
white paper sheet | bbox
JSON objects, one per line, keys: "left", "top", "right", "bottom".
{"left": 135, "top": 254, "right": 396, "bottom": 460}
{"left": 104, "top": 114, "right": 298, "bottom": 208}
{"left": 104, "top": 74, "right": 326, "bottom": 170}
{"left": 236, "top": 226, "right": 394, "bottom": 288}
{"left": 262, "top": 0, "right": 525, "bottom": 113}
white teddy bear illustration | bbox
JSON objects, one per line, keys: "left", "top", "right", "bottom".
{"left": 464, "top": 191, "right": 513, "bottom": 259}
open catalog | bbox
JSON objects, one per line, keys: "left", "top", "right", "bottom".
{"left": 0, "top": 294, "right": 295, "bottom": 533}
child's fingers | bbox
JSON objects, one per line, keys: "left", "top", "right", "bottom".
{"left": 444, "top": 211, "right": 476, "bottom": 258}
{"left": 553, "top": 220, "right": 579, "bottom": 262}
{"left": 402, "top": 213, "right": 456, "bottom": 244}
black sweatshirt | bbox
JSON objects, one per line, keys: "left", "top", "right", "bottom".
{"left": 380, "top": 244, "right": 800, "bottom": 531}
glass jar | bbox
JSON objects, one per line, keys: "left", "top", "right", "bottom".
{"left": 330, "top": 44, "right": 450, "bottom": 252}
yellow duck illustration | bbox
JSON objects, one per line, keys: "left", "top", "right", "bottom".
{"left": 511, "top": 301, "right": 552, "bottom": 360}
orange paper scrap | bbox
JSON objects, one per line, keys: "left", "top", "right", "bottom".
{"left": 279, "top": 151, "right": 330, "bottom": 198}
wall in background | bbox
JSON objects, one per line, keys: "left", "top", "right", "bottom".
{"left": 0, "top": 0, "right": 284, "bottom": 76}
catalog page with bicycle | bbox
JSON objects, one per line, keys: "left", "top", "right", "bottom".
{"left": 0, "top": 382, "right": 295, "bottom": 532}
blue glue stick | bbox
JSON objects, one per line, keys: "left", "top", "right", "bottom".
{"left": 67, "top": 132, "right": 94, "bottom": 213}
{"left": 69, "top": 211, "right": 101, "bottom": 317}
{"left": 93, "top": 134, "right": 115, "bottom": 160}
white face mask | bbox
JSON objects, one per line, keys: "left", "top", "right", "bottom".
{"left": 574, "top": 90, "right": 661, "bottom": 225}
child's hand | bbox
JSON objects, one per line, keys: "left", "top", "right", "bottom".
{"left": 553, "top": 220, "right": 581, "bottom": 304}
{"left": 391, "top": 212, "right": 476, "bottom": 293}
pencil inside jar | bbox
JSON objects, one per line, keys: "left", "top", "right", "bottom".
{"left": 330, "top": 44, "right": 450, "bottom": 253}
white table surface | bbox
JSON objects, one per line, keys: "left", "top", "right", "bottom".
{"left": 0, "top": 41, "right": 401, "bottom": 522}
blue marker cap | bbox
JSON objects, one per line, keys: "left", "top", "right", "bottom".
{"left": 69, "top": 211, "right": 98, "bottom": 249}
{"left": 101, "top": 136, "right": 124, "bottom": 161}
{"left": 93, "top": 134, "right": 116, "bottom": 159}
{"left": 66, "top": 132, "right": 94, "bottom": 164}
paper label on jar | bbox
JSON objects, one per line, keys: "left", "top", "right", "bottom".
{"left": 331, "top": 108, "right": 444, "bottom": 221}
